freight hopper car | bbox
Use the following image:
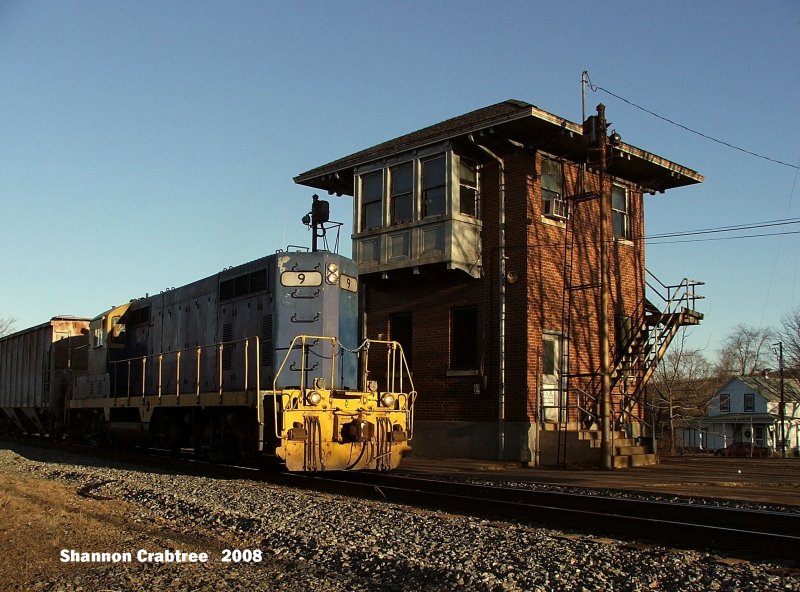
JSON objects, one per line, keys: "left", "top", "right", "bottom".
{"left": 0, "top": 317, "right": 90, "bottom": 436}
{"left": 68, "top": 250, "right": 415, "bottom": 471}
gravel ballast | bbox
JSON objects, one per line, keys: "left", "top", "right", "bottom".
{"left": 1, "top": 442, "right": 798, "bottom": 592}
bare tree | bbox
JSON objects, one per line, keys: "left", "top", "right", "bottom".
{"left": 650, "top": 329, "right": 716, "bottom": 454}
{"left": 715, "top": 323, "right": 775, "bottom": 377}
{"left": 778, "top": 305, "right": 800, "bottom": 370}
{"left": 0, "top": 317, "right": 16, "bottom": 337}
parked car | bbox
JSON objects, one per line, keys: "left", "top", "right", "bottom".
{"left": 715, "top": 442, "right": 772, "bottom": 457}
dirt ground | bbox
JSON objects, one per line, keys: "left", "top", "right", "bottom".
{"left": 0, "top": 471, "right": 232, "bottom": 591}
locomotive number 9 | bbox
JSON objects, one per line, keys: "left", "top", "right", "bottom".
{"left": 281, "top": 270, "right": 322, "bottom": 287}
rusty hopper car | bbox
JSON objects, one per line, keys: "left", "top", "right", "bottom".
{"left": 69, "top": 250, "right": 415, "bottom": 471}
{"left": 0, "top": 317, "right": 90, "bottom": 436}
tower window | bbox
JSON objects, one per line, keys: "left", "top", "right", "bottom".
{"left": 390, "top": 162, "right": 414, "bottom": 224}
{"left": 459, "top": 158, "right": 479, "bottom": 218}
{"left": 361, "top": 170, "right": 383, "bottom": 230}
{"left": 612, "top": 184, "right": 629, "bottom": 239}
{"left": 422, "top": 156, "right": 446, "bottom": 218}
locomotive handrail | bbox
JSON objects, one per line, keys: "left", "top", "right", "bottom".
{"left": 267, "top": 336, "right": 417, "bottom": 441}
{"left": 378, "top": 339, "right": 415, "bottom": 396}
{"left": 270, "top": 335, "right": 338, "bottom": 439}
{"left": 108, "top": 336, "right": 261, "bottom": 405}
{"left": 358, "top": 338, "right": 417, "bottom": 438}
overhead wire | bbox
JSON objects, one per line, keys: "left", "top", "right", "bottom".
{"left": 513, "top": 216, "right": 800, "bottom": 250}
{"left": 646, "top": 217, "right": 800, "bottom": 240}
{"left": 580, "top": 73, "right": 800, "bottom": 338}
{"left": 584, "top": 73, "right": 799, "bottom": 171}
{"left": 646, "top": 229, "right": 800, "bottom": 245}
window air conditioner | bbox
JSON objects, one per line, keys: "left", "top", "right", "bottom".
{"left": 544, "top": 197, "right": 568, "bottom": 220}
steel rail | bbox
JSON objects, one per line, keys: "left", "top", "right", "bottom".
{"left": 5, "top": 438, "right": 796, "bottom": 561}
{"left": 292, "top": 472, "right": 800, "bottom": 561}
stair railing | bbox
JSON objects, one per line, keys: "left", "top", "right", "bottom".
{"left": 609, "top": 270, "right": 704, "bottom": 432}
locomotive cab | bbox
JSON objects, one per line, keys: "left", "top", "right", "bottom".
{"left": 76, "top": 303, "right": 130, "bottom": 400}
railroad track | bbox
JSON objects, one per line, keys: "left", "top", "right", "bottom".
{"left": 283, "top": 471, "right": 800, "bottom": 561}
{"left": 6, "top": 438, "right": 798, "bottom": 561}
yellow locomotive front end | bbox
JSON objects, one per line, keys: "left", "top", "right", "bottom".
{"left": 266, "top": 336, "right": 415, "bottom": 471}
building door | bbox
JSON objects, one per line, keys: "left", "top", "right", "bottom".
{"left": 541, "top": 333, "right": 566, "bottom": 422}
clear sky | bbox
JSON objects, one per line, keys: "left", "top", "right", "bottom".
{"left": 1, "top": 1, "right": 798, "bottom": 361}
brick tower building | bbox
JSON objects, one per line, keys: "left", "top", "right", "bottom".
{"left": 296, "top": 100, "right": 703, "bottom": 467}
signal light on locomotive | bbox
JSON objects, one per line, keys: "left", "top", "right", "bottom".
{"left": 326, "top": 262, "right": 339, "bottom": 284}
{"left": 306, "top": 391, "right": 322, "bottom": 406}
{"left": 380, "top": 393, "right": 396, "bottom": 407}
{"left": 312, "top": 195, "right": 330, "bottom": 224}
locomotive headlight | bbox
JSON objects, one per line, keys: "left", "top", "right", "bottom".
{"left": 380, "top": 393, "right": 396, "bottom": 407}
{"left": 306, "top": 391, "right": 322, "bottom": 406}
{"left": 325, "top": 262, "right": 339, "bottom": 284}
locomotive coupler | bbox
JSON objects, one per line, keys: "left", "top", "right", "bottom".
{"left": 288, "top": 422, "right": 308, "bottom": 441}
{"left": 341, "top": 417, "right": 374, "bottom": 443}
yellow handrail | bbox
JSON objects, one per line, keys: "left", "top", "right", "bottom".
{"left": 270, "top": 335, "right": 338, "bottom": 439}
{"left": 108, "top": 337, "right": 261, "bottom": 403}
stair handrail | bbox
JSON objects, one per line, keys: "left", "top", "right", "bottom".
{"left": 609, "top": 270, "right": 705, "bottom": 428}
{"left": 568, "top": 270, "right": 704, "bottom": 455}
{"left": 645, "top": 269, "right": 704, "bottom": 317}
{"left": 574, "top": 385, "right": 600, "bottom": 428}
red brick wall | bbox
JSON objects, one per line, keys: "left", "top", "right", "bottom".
{"left": 361, "top": 148, "right": 646, "bottom": 425}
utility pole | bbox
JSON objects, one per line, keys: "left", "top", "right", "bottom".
{"left": 773, "top": 341, "right": 786, "bottom": 458}
{"left": 597, "top": 104, "right": 613, "bottom": 470}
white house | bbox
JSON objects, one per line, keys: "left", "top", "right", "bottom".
{"left": 680, "top": 376, "right": 800, "bottom": 455}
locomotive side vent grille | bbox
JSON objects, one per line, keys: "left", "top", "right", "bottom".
{"left": 261, "top": 315, "right": 273, "bottom": 367}
{"left": 222, "top": 323, "right": 233, "bottom": 371}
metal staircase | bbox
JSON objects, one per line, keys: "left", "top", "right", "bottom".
{"left": 610, "top": 271, "right": 704, "bottom": 432}
{"left": 568, "top": 271, "right": 704, "bottom": 467}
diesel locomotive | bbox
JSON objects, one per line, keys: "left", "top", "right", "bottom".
{"left": 1, "top": 217, "right": 415, "bottom": 471}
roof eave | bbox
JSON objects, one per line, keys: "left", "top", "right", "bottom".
{"left": 295, "top": 100, "right": 703, "bottom": 196}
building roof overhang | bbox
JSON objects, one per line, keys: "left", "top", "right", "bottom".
{"left": 294, "top": 99, "right": 704, "bottom": 196}
{"left": 695, "top": 413, "right": 782, "bottom": 425}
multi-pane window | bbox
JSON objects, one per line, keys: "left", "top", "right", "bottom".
{"left": 361, "top": 171, "right": 383, "bottom": 230}
{"left": 422, "top": 156, "right": 446, "bottom": 218}
{"left": 719, "top": 393, "right": 730, "bottom": 413}
{"left": 744, "top": 393, "right": 755, "bottom": 413}
{"left": 459, "top": 158, "right": 479, "bottom": 217}
{"left": 450, "top": 306, "right": 478, "bottom": 370}
{"left": 541, "top": 157, "right": 567, "bottom": 219}
{"left": 390, "top": 162, "right": 413, "bottom": 224}
{"left": 358, "top": 152, "right": 479, "bottom": 229}
{"left": 612, "top": 184, "right": 629, "bottom": 239}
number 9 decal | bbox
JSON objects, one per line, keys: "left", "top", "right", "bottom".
{"left": 281, "top": 271, "right": 322, "bottom": 287}
{"left": 340, "top": 274, "right": 358, "bottom": 293}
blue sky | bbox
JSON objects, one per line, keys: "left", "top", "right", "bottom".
{"left": 1, "top": 1, "right": 798, "bottom": 361}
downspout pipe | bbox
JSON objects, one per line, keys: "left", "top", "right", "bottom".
{"left": 468, "top": 133, "right": 505, "bottom": 460}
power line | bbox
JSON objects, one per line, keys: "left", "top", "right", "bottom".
{"left": 511, "top": 217, "right": 800, "bottom": 250}
{"left": 647, "top": 217, "right": 800, "bottom": 240}
{"left": 584, "top": 75, "right": 800, "bottom": 171}
{"left": 646, "top": 229, "right": 800, "bottom": 245}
